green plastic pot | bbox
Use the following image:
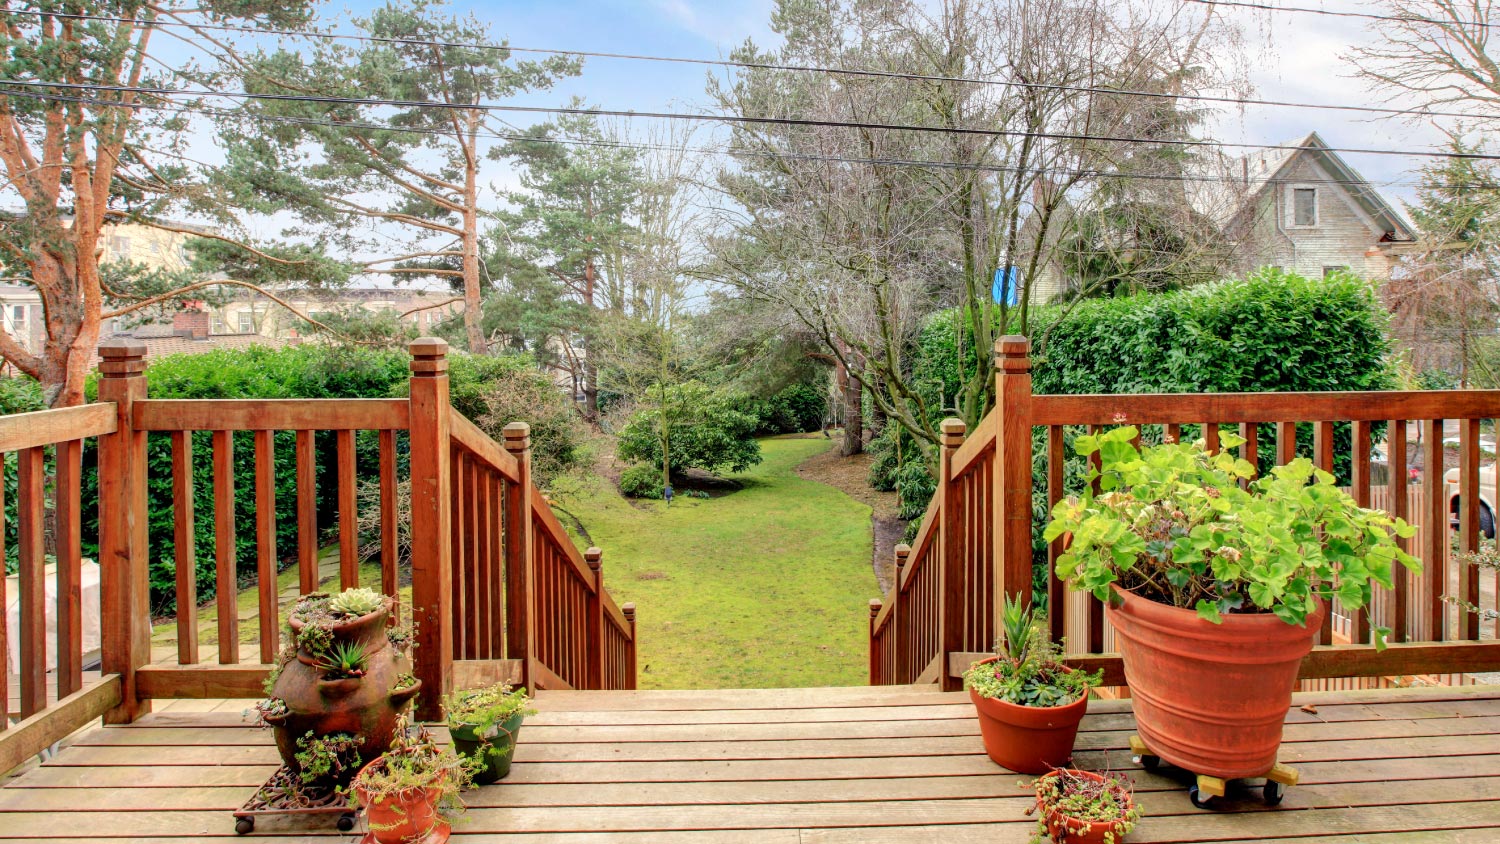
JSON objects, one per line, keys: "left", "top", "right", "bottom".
{"left": 448, "top": 711, "right": 524, "bottom": 784}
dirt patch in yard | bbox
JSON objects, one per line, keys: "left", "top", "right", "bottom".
{"left": 796, "top": 438, "right": 905, "bottom": 592}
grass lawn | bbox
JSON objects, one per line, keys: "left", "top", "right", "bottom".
{"left": 554, "top": 434, "right": 877, "bottom": 689}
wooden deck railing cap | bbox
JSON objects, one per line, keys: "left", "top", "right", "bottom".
{"left": 869, "top": 598, "right": 882, "bottom": 616}
{"left": 585, "top": 547, "right": 602, "bottom": 570}
{"left": 408, "top": 337, "right": 449, "bottom": 375}
{"left": 894, "top": 543, "right": 910, "bottom": 561}
{"left": 622, "top": 602, "right": 636, "bottom": 620}
{"left": 97, "top": 339, "right": 147, "bottom": 376}
{"left": 995, "top": 335, "right": 1031, "bottom": 371}
{"left": 940, "top": 417, "right": 966, "bottom": 445}
{"left": 502, "top": 421, "right": 531, "bottom": 451}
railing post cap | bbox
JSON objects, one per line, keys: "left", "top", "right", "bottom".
{"left": 585, "top": 547, "right": 602, "bottom": 569}
{"left": 940, "top": 417, "right": 967, "bottom": 446}
{"left": 894, "top": 543, "right": 910, "bottom": 562}
{"left": 502, "top": 421, "right": 531, "bottom": 452}
{"left": 994, "top": 335, "right": 1031, "bottom": 373}
{"left": 869, "top": 598, "right": 883, "bottom": 615}
{"left": 622, "top": 602, "right": 636, "bottom": 620}
{"left": 98, "top": 339, "right": 148, "bottom": 377}
{"left": 409, "top": 337, "right": 449, "bottom": 375}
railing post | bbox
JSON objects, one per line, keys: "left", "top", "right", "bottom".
{"left": 585, "top": 547, "right": 604, "bottom": 690}
{"left": 408, "top": 338, "right": 453, "bottom": 721}
{"left": 937, "top": 418, "right": 966, "bottom": 691}
{"left": 97, "top": 340, "right": 150, "bottom": 724}
{"left": 503, "top": 422, "right": 536, "bottom": 691}
{"left": 992, "top": 337, "right": 1034, "bottom": 631}
{"left": 622, "top": 603, "right": 637, "bottom": 690}
{"left": 868, "top": 598, "right": 883, "bottom": 685}
{"left": 893, "top": 543, "right": 909, "bottom": 683}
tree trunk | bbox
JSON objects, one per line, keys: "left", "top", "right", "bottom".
{"left": 461, "top": 130, "right": 487, "bottom": 355}
{"left": 582, "top": 256, "right": 599, "bottom": 421}
{"left": 837, "top": 358, "right": 863, "bottom": 456}
{"left": 868, "top": 374, "right": 888, "bottom": 438}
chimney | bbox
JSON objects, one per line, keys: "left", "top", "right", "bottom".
{"left": 173, "top": 301, "right": 210, "bottom": 340}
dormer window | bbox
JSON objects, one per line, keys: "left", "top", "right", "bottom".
{"left": 1291, "top": 186, "right": 1317, "bottom": 227}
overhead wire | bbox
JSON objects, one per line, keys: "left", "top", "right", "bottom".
{"left": 0, "top": 84, "right": 1488, "bottom": 191}
{"left": 0, "top": 76, "right": 1495, "bottom": 164}
{"left": 0, "top": 6, "right": 1492, "bottom": 124}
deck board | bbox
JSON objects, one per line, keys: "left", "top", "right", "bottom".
{"left": 1, "top": 685, "right": 1498, "bottom": 842}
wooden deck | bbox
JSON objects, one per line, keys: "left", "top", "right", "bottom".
{"left": 2, "top": 683, "right": 1499, "bottom": 843}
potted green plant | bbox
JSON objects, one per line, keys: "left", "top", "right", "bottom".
{"left": 1030, "top": 768, "right": 1141, "bottom": 844}
{"left": 443, "top": 682, "right": 536, "bottom": 784}
{"left": 353, "top": 717, "right": 472, "bottom": 844}
{"left": 1046, "top": 426, "right": 1418, "bottom": 788}
{"left": 963, "top": 595, "right": 1100, "bottom": 774}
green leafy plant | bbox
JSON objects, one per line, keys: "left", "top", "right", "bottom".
{"left": 443, "top": 682, "right": 535, "bottom": 732}
{"left": 293, "top": 731, "right": 364, "bottom": 788}
{"left": 248, "top": 696, "right": 289, "bottom": 728}
{"left": 963, "top": 595, "right": 1099, "bottom": 707}
{"left": 1029, "top": 769, "right": 1142, "bottom": 844}
{"left": 1044, "top": 426, "right": 1419, "bottom": 644}
{"left": 329, "top": 587, "right": 386, "bottom": 619}
{"left": 296, "top": 620, "right": 335, "bottom": 658}
{"left": 392, "top": 672, "right": 419, "bottom": 693}
{"left": 618, "top": 464, "right": 663, "bottom": 499}
{"left": 317, "top": 641, "right": 369, "bottom": 680}
{"left": 353, "top": 716, "right": 473, "bottom": 834}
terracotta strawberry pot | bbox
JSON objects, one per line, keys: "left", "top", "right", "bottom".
{"left": 968, "top": 657, "right": 1089, "bottom": 774}
{"left": 355, "top": 776, "right": 449, "bottom": 844}
{"left": 1037, "top": 770, "right": 1135, "bottom": 844}
{"left": 1107, "top": 585, "right": 1324, "bottom": 779}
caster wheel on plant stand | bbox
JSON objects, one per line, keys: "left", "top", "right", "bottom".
{"left": 234, "top": 817, "right": 254, "bottom": 835}
{"left": 1128, "top": 734, "right": 1162, "bottom": 771}
{"left": 1130, "top": 734, "right": 1299, "bottom": 810}
{"left": 337, "top": 813, "right": 358, "bottom": 832}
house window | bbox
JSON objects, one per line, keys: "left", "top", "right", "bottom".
{"left": 10, "top": 305, "right": 26, "bottom": 330}
{"left": 1292, "top": 187, "right": 1317, "bottom": 227}
{"left": 237, "top": 312, "right": 255, "bottom": 333}
{"left": 1323, "top": 265, "right": 1349, "bottom": 278}
{"left": 111, "top": 235, "right": 130, "bottom": 257}
{"left": 212, "top": 317, "right": 228, "bottom": 334}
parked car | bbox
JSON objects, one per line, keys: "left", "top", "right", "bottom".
{"left": 1443, "top": 464, "right": 1498, "bottom": 539}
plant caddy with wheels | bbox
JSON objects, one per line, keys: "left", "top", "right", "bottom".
{"left": 1046, "top": 427, "right": 1418, "bottom": 809}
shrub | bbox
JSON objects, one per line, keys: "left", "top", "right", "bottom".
{"left": 616, "top": 382, "right": 762, "bottom": 476}
{"left": 469, "top": 357, "right": 582, "bottom": 487}
{"left": 734, "top": 382, "right": 827, "bottom": 436}
{"left": 618, "top": 464, "right": 663, "bottom": 499}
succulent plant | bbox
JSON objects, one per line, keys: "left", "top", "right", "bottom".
{"left": 328, "top": 587, "right": 385, "bottom": 619}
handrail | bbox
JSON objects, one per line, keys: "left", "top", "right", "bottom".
{"left": 869, "top": 335, "right": 1500, "bottom": 691}
{"left": 450, "top": 410, "right": 520, "bottom": 479}
{"left": 135, "top": 397, "right": 409, "bottom": 430}
{"left": 0, "top": 403, "right": 115, "bottom": 451}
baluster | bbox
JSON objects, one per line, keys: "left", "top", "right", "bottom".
{"left": 295, "top": 430, "right": 318, "bottom": 594}
{"left": 56, "top": 438, "right": 83, "bottom": 697}
{"left": 623, "top": 603, "right": 638, "bottom": 690}
{"left": 170, "top": 432, "right": 198, "bottom": 664}
{"left": 255, "top": 430, "right": 278, "bottom": 663}
{"left": 1459, "top": 418, "right": 1481, "bottom": 641}
{"left": 1389, "top": 420, "right": 1409, "bottom": 643}
{"left": 1047, "top": 425, "right": 1066, "bottom": 644}
{"left": 0, "top": 452, "right": 7, "bottom": 729}
{"left": 937, "top": 418, "right": 965, "bottom": 691}
{"left": 1422, "top": 419, "right": 1445, "bottom": 641}
{"left": 489, "top": 472, "right": 504, "bottom": 657}
{"left": 1350, "top": 420, "right": 1373, "bottom": 645}
{"left": 337, "top": 429, "right": 357, "bottom": 589}
{"left": 378, "top": 430, "right": 398, "bottom": 618}
{"left": 1312, "top": 421, "right": 1335, "bottom": 645}
{"left": 1276, "top": 421, "right": 1297, "bottom": 466}
{"left": 450, "top": 446, "right": 466, "bottom": 659}
{"left": 17, "top": 445, "right": 44, "bottom": 717}
{"left": 212, "top": 430, "right": 238, "bottom": 665}
{"left": 869, "top": 599, "right": 883, "bottom": 685}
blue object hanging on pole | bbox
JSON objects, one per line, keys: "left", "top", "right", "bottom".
{"left": 992, "top": 267, "right": 1021, "bottom": 306}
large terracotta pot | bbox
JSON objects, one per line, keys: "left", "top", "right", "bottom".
{"left": 264, "top": 600, "right": 420, "bottom": 779}
{"left": 968, "top": 657, "right": 1089, "bottom": 774}
{"left": 1036, "top": 770, "right": 1135, "bottom": 844}
{"left": 1107, "top": 584, "right": 1324, "bottom": 779}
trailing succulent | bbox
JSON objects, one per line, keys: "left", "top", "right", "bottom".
{"left": 353, "top": 716, "right": 474, "bottom": 833}
{"left": 293, "top": 731, "right": 364, "bottom": 790}
{"left": 963, "top": 595, "right": 1099, "bottom": 708}
{"left": 1045, "top": 426, "right": 1419, "bottom": 645}
{"left": 443, "top": 682, "right": 535, "bottom": 733}
{"left": 1030, "top": 768, "right": 1142, "bottom": 844}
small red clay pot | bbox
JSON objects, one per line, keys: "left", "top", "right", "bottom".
{"left": 1107, "top": 584, "right": 1325, "bottom": 780}
{"left": 1037, "top": 770, "right": 1134, "bottom": 844}
{"left": 355, "top": 776, "right": 449, "bottom": 844}
{"left": 968, "top": 657, "right": 1089, "bottom": 774}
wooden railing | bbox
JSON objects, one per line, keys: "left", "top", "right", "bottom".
{"left": 0, "top": 338, "right": 635, "bottom": 772}
{"left": 871, "top": 335, "right": 1500, "bottom": 691}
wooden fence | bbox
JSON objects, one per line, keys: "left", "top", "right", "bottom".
{"left": 871, "top": 335, "right": 1500, "bottom": 691}
{"left": 0, "top": 337, "right": 635, "bottom": 773}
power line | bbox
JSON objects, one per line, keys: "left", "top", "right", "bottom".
{"left": 0, "top": 6, "right": 1491, "bottom": 124}
{"left": 1, "top": 76, "right": 1497, "bottom": 165}
{"left": 0, "top": 83, "right": 1485, "bottom": 193}
{"left": 1185, "top": 0, "right": 1498, "bottom": 30}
